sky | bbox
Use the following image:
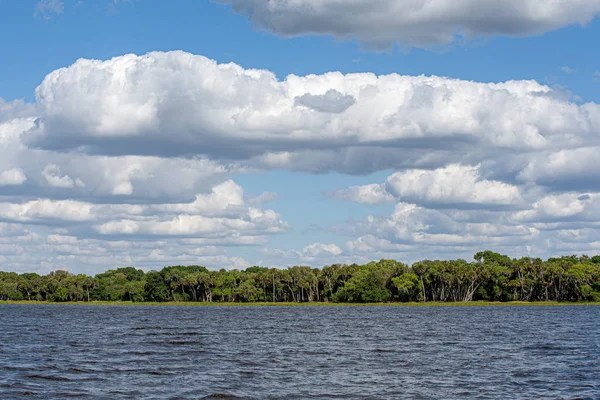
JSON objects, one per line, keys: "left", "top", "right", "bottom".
{"left": 1, "top": 0, "right": 600, "bottom": 274}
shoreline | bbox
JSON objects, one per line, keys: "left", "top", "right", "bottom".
{"left": 2, "top": 300, "right": 600, "bottom": 307}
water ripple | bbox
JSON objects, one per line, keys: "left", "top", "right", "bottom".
{"left": 0, "top": 305, "right": 599, "bottom": 399}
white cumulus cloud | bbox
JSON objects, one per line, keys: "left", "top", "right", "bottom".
{"left": 330, "top": 165, "right": 522, "bottom": 208}
{"left": 0, "top": 168, "right": 27, "bottom": 186}
{"left": 218, "top": 0, "right": 600, "bottom": 48}
{"left": 303, "top": 243, "right": 343, "bottom": 257}
{"left": 385, "top": 164, "right": 522, "bottom": 207}
{"left": 25, "top": 51, "right": 600, "bottom": 174}
{"left": 42, "top": 164, "right": 85, "bottom": 188}
{"left": 513, "top": 193, "right": 600, "bottom": 222}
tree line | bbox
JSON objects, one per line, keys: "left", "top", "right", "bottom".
{"left": 1, "top": 251, "right": 600, "bottom": 303}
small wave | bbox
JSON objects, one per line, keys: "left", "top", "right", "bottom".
{"left": 3, "top": 391, "right": 39, "bottom": 396}
{"left": 68, "top": 367, "right": 94, "bottom": 374}
{"left": 2, "top": 365, "right": 35, "bottom": 372}
{"left": 521, "top": 344, "right": 572, "bottom": 351}
{"left": 131, "top": 326, "right": 163, "bottom": 330}
{"left": 373, "top": 349, "right": 395, "bottom": 353}
{"left": 512, "top": 370, "right": 535, "bottom": 378}
{"left": 124, "top": 350, "right": 165, "bottom": 355}
{"left": 166, "top": 340, "right": 203, "bottom": 345}
{"left": 147, "top": 370, "right": 174, "bottom": 376}
{"left": 203, "top": 394, "right": 242, "bottom": 399}
{"left": 26, "top": 374, "right": 71, "bottom": 382}
{"left": 238, "top": 370, "right": 259, "bottom": 375}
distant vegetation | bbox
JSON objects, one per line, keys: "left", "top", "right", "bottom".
{"left": 1, "top": 251, "right": 600, "bottom": 303}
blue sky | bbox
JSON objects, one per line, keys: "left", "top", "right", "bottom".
{"left": 1, "top": 0, "right": 600, "bottom": 273}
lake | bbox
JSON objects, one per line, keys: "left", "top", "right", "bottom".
{"left": 1, "top": 305, "right": 599, "bottom": 399}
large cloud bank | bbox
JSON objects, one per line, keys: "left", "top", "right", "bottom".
{"left": 28, "top": 51, "right": 600, "bottom": 173}
{"left": 3, "top": 51, "right": 600, "bottom": 271}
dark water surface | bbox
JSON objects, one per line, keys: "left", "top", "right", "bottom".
{"left": 1, "top": 305, "right": 599, "bottom": 399}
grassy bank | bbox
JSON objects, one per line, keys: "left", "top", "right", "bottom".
{"left": 2, "top": 300, "right": 600, "bottom": 307}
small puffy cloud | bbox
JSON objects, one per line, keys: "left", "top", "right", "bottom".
{"left": 513, "top": 193, "right": 600, "bottom": 222}
{"left": 42, "top": 164, "right": 85, "bottom": 188}
{"left": 260, "top": 242, "right": 345, "bottom": 265}
{"left": 561, "top": 66, "right": 576, "bottom": 74}
{"left": 303, "top": 243, "right": 343, "bottom": 257}
{"left": 153, "top": 180, "right": 246, "bottom": 216}
{"left": 346, "top": 235, "right": 413, "bottom": 254}
{"left": 0, "top": 168, "right": 27, "bottom": 186}
{"left": 330, "top": 165, "right": 521, "bottom": 208}
{"left": 219, "top": 0, "right": 600, "bottom": 48}
{"left": 385, "top": 164, "right": 522, "bottom": 207}
{"left": 0, "top": 199, "right": 95, "bottom": 223}
{"left": 327, "top": 184, "right": 396, "bottom": 205}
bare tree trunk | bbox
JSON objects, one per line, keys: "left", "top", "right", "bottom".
{"left": 287, "top": 285, "right": 296, "bottom": 302}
